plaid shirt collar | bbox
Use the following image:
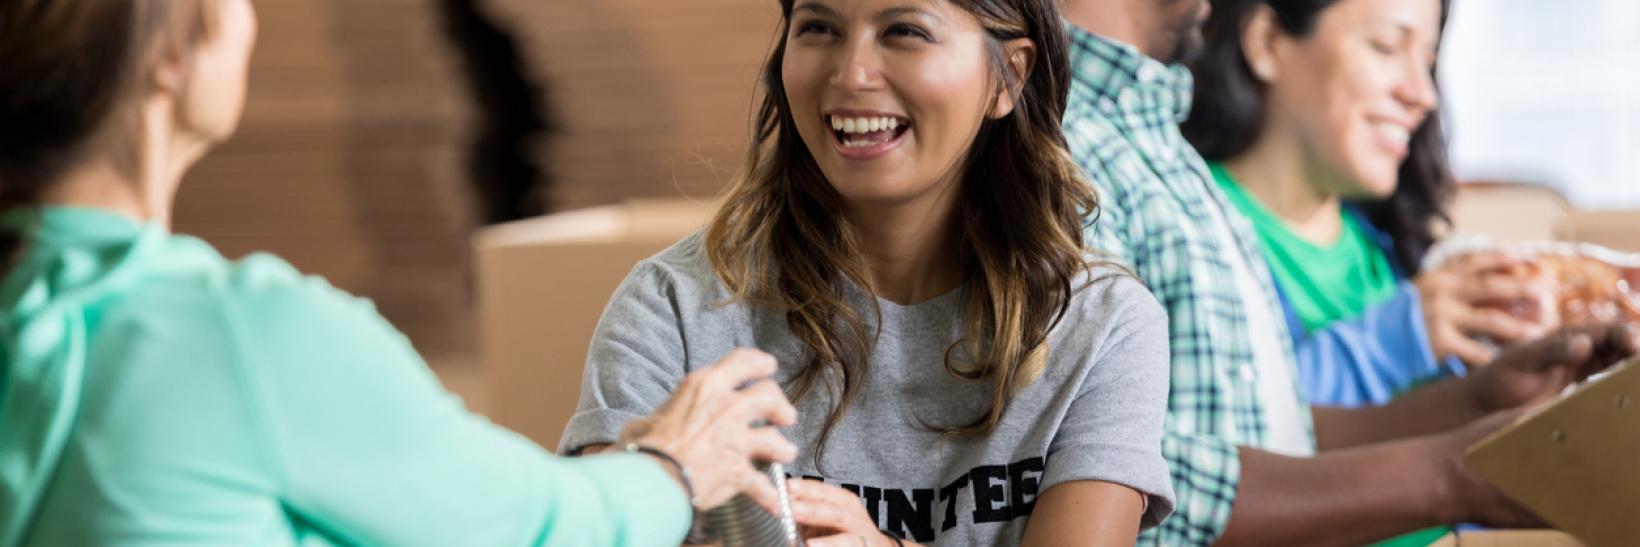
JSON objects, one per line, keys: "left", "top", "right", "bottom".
{"left": 1065, "top": 24, "right": 1196, "bottom": 125}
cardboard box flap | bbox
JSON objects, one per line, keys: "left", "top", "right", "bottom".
{"left": 473, "top": 199, "right": 718, "bottom": 449}
{"left": 1432, "top": 529, "right": 1586, "bottom": 546}
{"left": 474, "top": 198, "right": 719, "bottom": 249}
{"left": 622, "top": 198, "right": 721, "bottom": 239}
{"left": 1465, "top": 357, "right": 1640, "bottom": 547}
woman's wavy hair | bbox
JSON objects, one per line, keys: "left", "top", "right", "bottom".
{"left": 1182, "top": 0, "right": 1453, "bottom": 272}
{"left": 0, "top": 0, "right": 219, "bottom": 265}
{"left": 705, "top": 0, "right": 1097, "bottom": 459}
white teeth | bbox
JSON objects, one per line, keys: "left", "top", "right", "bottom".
{"left": 1374, "top": 122, "right": 1410, "bottom": 146}
{"left": 829, "top": 115, "right": 906, "bottom": 134}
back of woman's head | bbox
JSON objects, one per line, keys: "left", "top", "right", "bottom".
{"left": 706, "top": 0, "right": 1096, "bottom": 461}
{"left": 0, "top": 0, "right": 216, "bottom": 261}
{"left": 1182, "top": 0, "right": 1452, "bottom": 271}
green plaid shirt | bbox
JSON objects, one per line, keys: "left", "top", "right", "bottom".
{"left": 1062, "top": 25, "right": 1316, "bottom": 545}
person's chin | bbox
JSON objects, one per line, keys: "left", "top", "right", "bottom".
{"left": 1167, "top": 30, "right": 1206, "bottom": 65}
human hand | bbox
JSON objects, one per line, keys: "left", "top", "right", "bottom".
{"left": 1416, "top": 251, "right": 1554, "bottom": 365}
{"left": 1426, "top": 410, "right": 1542, "bottom": 526}
{"left": 788, "top": 479, "right": 907, "bottom": 547}
{"left": 619, "top": 348, "right": 799, "bottom": 513}
{"left": 1461, "top": 322, "right": 1640, "bottom": 417}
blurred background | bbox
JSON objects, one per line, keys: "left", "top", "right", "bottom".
{"left": 1441, "top": 0, "right": 1640, "bottom": 210}
{"left": 175, "top": 0, "right": 779, "bottom": 412}
{"left": 172, "top": 0, "right": 1638, "bottom": 444}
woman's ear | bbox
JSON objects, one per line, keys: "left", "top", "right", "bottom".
{"left": 989, "top": 38, "right": 1035, "bottom": 119}
{"left": 1241, "top": 5, "right": 1284, "bottom": 83}
{"left": 151, "top": 51, "right": 187, "bottom": 97}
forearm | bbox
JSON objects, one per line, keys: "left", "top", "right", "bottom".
{"left": 1312, "top": 377, "right": 1476, "bottom": 450}
{"left": 1215, "top": 441, "right": 1451, "bottom": 547}
{"left": 1020, "top": 481, "right": 1146, "bottom": 547}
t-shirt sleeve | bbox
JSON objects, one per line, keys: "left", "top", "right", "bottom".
{"left": 557, "top": 261, "right": 689, "bottom": 453}
{"left": 221, "top": 256, "right": 691, "bottom": 546}
{"left": 1040, "top": 278, "right": 1176, "bottom": 529}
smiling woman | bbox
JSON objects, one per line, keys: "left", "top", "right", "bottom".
{"left": 559, "top": 0, "right": 1177, "bottom": 545}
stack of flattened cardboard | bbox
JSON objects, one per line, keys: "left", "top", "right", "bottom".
{"left": 480, "top": 0, "right": 778, "bottom": 210}
{"left": 177, "top": 0, "right": 475, "bottom": 360}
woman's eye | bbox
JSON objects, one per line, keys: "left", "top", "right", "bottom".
{"left": 795, "top": 21, "right": 837, "bottom": 37}
{"left": 885, "top": 23, "right": 932, "bottom": 41}
{"left": 1369, "top": 40, "right": 1398, "bottom": 55}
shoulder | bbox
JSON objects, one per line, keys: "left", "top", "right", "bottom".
{"left": 1052, "top": 261, "right": 1168, "bottom": 355}
{"left": 90, "top": 237, "right": 405, "bottom": 378}
{"left": 91, "top": 235, "right": 358, "bottom": 331}
{"left": 1063, "top": 109, "right": 1147, "bottom": 196}
{"left": 621, "top": 230, "right": 733, "bottom": 305}
{"left": 1067, "top": 262, "right": 1166, "bottom": 326}
{"left": 146, "top": 249, "right": 397, "bottom": 348}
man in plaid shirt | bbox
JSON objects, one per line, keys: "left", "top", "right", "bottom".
{"left": 1059, "top": 0, "right": 1640, "bottom": 544}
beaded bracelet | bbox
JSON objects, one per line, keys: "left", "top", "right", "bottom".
{"left": 622, "top": 443, "right": 701, "bottom": 508}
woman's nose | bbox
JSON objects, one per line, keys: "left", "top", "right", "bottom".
{"left": 829, "top": 38, "right": 884, "bottom": 92}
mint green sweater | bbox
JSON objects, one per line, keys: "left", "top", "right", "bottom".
{"left": 0, "top": 207, "right": 688, "bottom": 546}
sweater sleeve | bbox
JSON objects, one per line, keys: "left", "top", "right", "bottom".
{"left": 221, "top": 255, "right": 691, "bottom": 546}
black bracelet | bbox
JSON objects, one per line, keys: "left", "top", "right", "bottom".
{"left": 623, "top": 442, "right": 700, "bottom": 508}
{"left": 884, "top": 530, "right": 907, "bottom": 547}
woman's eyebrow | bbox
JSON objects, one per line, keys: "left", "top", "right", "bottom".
{"left": 878, "top": 6, "right": 943, "bottom": 24}
{"left": 793, "top": 1, "right": 840, "bottom": 18}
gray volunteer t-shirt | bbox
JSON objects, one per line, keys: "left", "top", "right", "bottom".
{"left": 561, "top": 233, "right": 1174, "bottom": 545}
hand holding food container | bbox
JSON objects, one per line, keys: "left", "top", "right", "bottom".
{"left": 1421, "top": 238, "right": 1640, "bottom": 366}
{"left": 614, "top": 349, "right": 800, "bottom": 517}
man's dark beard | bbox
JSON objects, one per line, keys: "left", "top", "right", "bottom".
{"left": 1156, "top": 0, "right": 1208, "bottom": 64}
{"left": 1164, "top": 25, "right": 1206, "bottom": 64}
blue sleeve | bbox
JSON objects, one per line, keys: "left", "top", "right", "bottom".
{"left": 1284, "top": 282, "right": 1464, "bottom": 407}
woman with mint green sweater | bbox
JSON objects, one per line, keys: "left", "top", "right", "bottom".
{"left": 0, "top": 1, "right": 797, "bottom": 546}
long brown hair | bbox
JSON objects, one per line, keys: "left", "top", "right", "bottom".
{"left": 705, "top": 0, "right": 1097, "bottom": 459}
{"left": 0, "top": 0, "right": 218, "bottom": 266}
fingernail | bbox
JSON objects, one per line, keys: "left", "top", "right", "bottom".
{"left": 1567, "top": 334, "right": 1593, "bottom": 356}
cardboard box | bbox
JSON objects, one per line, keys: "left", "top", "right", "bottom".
{"left": 1450, "top": 183, "right": 1574, "bottom": 243}
{"left": 473, "top": 199, "right": 718, "bottom": 449}
{"left": 1450, "top": 182, "right": 1640, "bottom": 252}
{"left": 1464, "top": 357, "right": 1640, "bottom": 547}
{"left": 1432, "top": 529, "right": 1585, "bottom": 546}
{"left": 1570, "top": 210, "right": 1640, "bottom": 254}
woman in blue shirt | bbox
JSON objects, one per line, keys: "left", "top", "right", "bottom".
{"left": 1180, "top": 0, "right": 1554, "bottom": 407}
{"left": 0, "top": 1, "right": 798, "bottom": 545}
